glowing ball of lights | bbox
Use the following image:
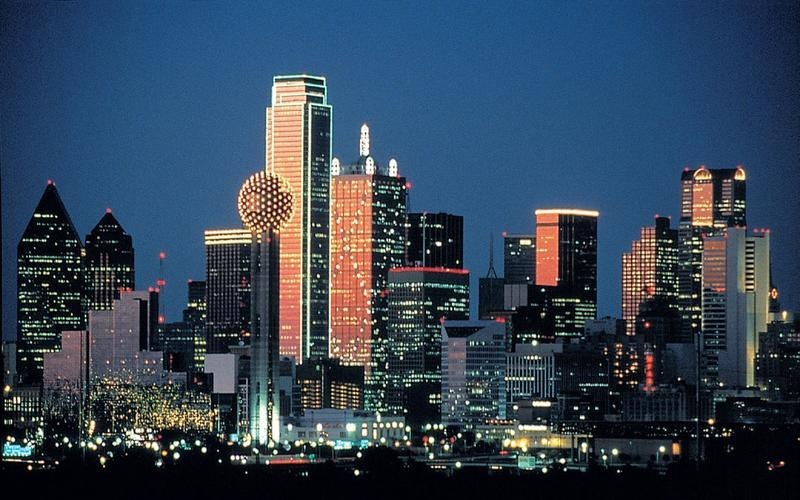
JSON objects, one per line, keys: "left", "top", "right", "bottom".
{"left": 237, "top": 171, "right": 294, "bottom": 233}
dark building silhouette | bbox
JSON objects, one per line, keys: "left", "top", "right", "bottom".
{"left": 162, "top": 280, "right": 207, "bottom": 373}
{"left": 17, "top": 181, "right": 84, "bottom": 383}
{"left": 406, "top": 212, "right": 463, "bottom": 269}
{"left": 504, "top": 234, "right": 535, "bottom": 284}
{"left": 85, "top": 210, "right": 135, "bottom": 312}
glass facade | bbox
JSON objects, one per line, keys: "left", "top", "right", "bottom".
{"left": 503, "top": 234, "right": 535, "bottom": 284}
{"left": 85, "top": 211, "right": 134, "bottom": 312}
{"left": 621, "top": 216, "right": 678, "bottom": 336}
{"left": 17, "top": 182, "right": 85, "bottom": 383}
{"left": 267, "top": 75, "right": 332, "bottom": 362}
{"left": 531, "top": 209, "right": 598, "bottom": 339}
{"left": 678, "top": 166, "right": 747, "bottom": 341}
{"left": 386, "top": 268, "right": 469, "bottom": 426}
{"left": 406, "top": 213, "right": 463, "bottom": 269}
{"left": 441, "top": 321, "right": 507, "bottom": 426}
{"left": 330, "top": 140, "right": 407, "bottom": 411}
{"left": 204, "top": 229, "right": 251, "bottom": 353}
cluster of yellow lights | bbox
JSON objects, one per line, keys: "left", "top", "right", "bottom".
{"left": 87, "top": 378, "right": 216, "bottom": 434}
{"left": 237, "top": 171, "right": 294, "bottom": 234}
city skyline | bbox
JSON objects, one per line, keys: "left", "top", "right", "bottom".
{"left": 3, "top": 1, "right": 799, "bottom": 340}
{"left": 3, "top": 3, "right": 799, "bottom": 494}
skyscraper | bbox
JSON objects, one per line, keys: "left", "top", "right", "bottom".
{"left": 621, "top": 216, "right": 679, "bottom": 336}
{"left": 678, "top": 166, "right": 746, "bottom": 340}
{"left": 162, "top": 280, "right": 207, "bottom": 373}
{"left": 204, "top": 229, "right": 251, "bottom": 354}
{"left": 535, "top": 209, "right": 598, "bottom": 298}
{"left": 330, "top": 124, "right": 408, "bottom": 411}
{"left": 504, "top": 234, "right": 535, "bottom": 284}
{"left": 85, "top": 209, "right": 135, "bottom": 312}
{"left": 386, "top": 267, "right": 469, "bottom": 425}
{"left": 701, "top": 227, "right": 769, "bottom": 388}
{"left": 17, "top": 181, "right": 85, "bottom": 383}
{"left": 441, "top": 320, "right": 506, "bottom": 426}
{"left": 406, "top": 212, "right": 463, "bottom": 268}
{"left": 266, "top": 75, "right": 332, "bottom": 362}
{"left": 533, "top": 208, "right": 598, "bottom": 338}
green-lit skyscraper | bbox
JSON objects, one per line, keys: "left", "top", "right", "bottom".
{"left": 17, "top": 181, "right": 85, "bottom": 383}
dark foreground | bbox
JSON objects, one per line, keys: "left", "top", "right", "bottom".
{"left": 5, "top": 457, "right": 797, "bottom": 500}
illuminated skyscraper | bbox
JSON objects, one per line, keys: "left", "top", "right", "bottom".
{"left": 406, "top": 212, "right": 463, "bottom": 268}
{"left": 504, "top": 234, "right": 535, "bottom": 284}
{"left": 204, "top": 229, "right": 251, "bottom": 353}
{"left": 85, "top": 209, "right": 135, "bottom": 312}
{"left": 17, "top": 181, "right": 85, "bottom": 383}
{"left": 678, "top": 166, "right": 746, "bottom": 340}
{"left": 266, "top": 75, "right": 332, "bottom": 362}
{"left": 701, "top": 227, "right": 769, "bottom": 388}
{"left": 386, "top": 267, "right": 470, "bottom": 426}
{"left": 533, "top": 208, "right": 598, "bottom": 338}
{"left": 330, "top": 124, "right": 408, "bottom": 411}
{"left": 621, "top": 216, "right": 679, "bottom": 336}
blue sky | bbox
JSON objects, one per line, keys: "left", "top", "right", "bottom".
{"left": 2, "top": 1, "right": 798, "bottom": 339}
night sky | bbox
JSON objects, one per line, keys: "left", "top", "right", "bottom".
{"left": 2, "top": 1, "right": 798, "bottom": 340}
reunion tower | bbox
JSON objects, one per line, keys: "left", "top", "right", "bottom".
{"left": 238, "top": 169, "right": 294, "bottom": 446}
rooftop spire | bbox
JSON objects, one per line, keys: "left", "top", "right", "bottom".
{"left": 485, "top": 232, "right": 498, "bottom": 278}
{"left": 359, "top": 123, "right": 370, "bottom": 157}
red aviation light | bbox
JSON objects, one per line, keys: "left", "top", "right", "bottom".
{"left": 159, "top": 252, "right": 167, "bottom": 260}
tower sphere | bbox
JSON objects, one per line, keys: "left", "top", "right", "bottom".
{"left": 238, "top": 170, "right": 294, "bottom": 233}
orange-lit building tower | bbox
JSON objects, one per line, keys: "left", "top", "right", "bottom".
{"left": 330, "top": 124, "right": 408, "bottom": 411}
{"left": 533, "top": 209, "right": 598, "bottom": 339}
{"left": 265, "top": 75, "right": 332, "bottom": 362}
{"left": 621, "top": 216, "right": 679, "bottom": 336}
{"left": 677, "top": 166, "right": 746, "bottom": 342}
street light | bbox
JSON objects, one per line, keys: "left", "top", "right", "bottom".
{"left": 611, "top": 448, "right": 618, "bottom": 466}
{"left": 656, "top": 445, "right": 666, "bottom": 464}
